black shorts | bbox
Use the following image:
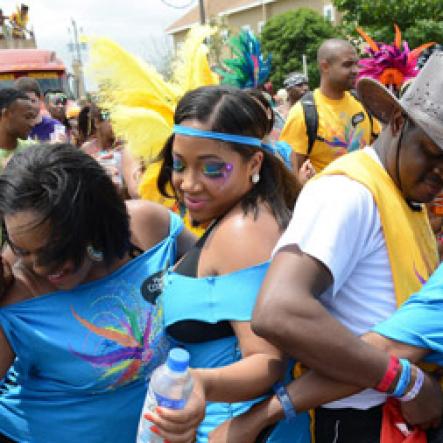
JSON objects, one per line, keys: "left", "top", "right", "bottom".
{"left": 427, "top": 422, "right": 443, "bottom": 443}
{"left": 315, "top": 405, "right": 383, "bottom": 443}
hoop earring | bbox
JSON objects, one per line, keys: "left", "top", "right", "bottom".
{"left": 86, "top": 245, "right": 104, "bottom": 262}
{"left": 251, "top": 172, "right": 260, "bottom": 184}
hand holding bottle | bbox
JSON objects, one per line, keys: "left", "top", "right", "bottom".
{"left": 137, "top": 348, "right": 204, "bottom": 443}
{"left": 141, "top": 369, "right": 206, "bottom": 442}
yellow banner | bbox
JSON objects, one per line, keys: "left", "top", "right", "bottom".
{"left": 0, "top": 73, "right": 14, "bottom": 80}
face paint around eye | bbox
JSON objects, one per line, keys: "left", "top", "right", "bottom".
{"left": 172, "top": 156, "right": 185, "bottom": 172}
{"left": 202, "top": 162, "right": 234, "bottom": 180}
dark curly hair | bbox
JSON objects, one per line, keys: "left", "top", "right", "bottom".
{"left": 0, "top": 143, "right": 130, "bottom": 270}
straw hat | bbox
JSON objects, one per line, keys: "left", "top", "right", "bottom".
{"left": 357, "top": 51, "right": 443, "bottom": 150}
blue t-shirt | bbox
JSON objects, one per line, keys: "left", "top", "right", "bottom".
{"left": 374, "top": 262, "right": 443, "bottom": 365}
{"left": 0, "top": 213, "right": 183, "bottom": 443}
{"left": 30, "top": 115, "right": 63, "bottom": 141}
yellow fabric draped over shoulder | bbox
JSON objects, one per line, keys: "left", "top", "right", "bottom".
{"left": 298, "top": 150, "right": 439, "bottom": 440}
{"left": 318, "top": 150, "right": 443, "bottom": 387}
{"left": 317, "top": 150, "right": 438, "bottom": 305}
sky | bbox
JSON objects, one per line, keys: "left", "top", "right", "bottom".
{"left": 2, "top": 0, "right": 193, "bottom": 81}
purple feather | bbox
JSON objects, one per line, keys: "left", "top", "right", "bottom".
{"left": 72, "top": 347, "right": 142, "bottom": 367}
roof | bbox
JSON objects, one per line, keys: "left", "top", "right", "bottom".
{"left": 0, "top": 49, "right": 65, "bottom": 73}
{"left": 166, "top": 0, "right": 275, "bottom": 34}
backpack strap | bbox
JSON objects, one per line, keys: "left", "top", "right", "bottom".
{"left": 300, "top": 91, "right": 323, "bottom": 155}
{"left": 301, "top": 90, "right": 378, "bottom": 156}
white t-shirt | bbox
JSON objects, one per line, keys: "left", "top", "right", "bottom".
{"left": 274, "top": 147, "right": 396, "bottom": 409}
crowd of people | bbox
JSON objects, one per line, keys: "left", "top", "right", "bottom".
{"left": 0, "top": 29, "right": 442, "bottom": 443}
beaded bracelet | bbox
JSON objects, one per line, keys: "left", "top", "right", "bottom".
{"left": 376, "top": 355, "right": 401, "bottom": 392}
{"left": 400, "top": 366, "right": 425, "bottom": 402}
{"left": 391, "top": 359, "right": 412, "bottom": 398}
{"left": 273, "top": 382, "right": 297, "bottom": 422}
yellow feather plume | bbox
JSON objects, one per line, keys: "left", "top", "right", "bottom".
{"left": 172, "top": 25, "right": 219, "bottom": 92}
{"left": 394, "top": 23, "right": 402, "bottom": 50}
{"left": 88, "top": 37, "right": 178, "bottom": 106}
{"left": 356, "top": 26, "right": 379, "bottom": 52}
{"left": 110, "top": 105, "right": 172, "bottom": 160}
{"left": 104, "top": 90, "right": 174, "bottom": 124}
{"left": 87, "top": 28, "right": 218, "bottom": 162}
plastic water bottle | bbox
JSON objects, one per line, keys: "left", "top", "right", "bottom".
{"left": 136, "top": 348, "right": 194, "bottom": 443}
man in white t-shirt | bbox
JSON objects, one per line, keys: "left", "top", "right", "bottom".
{"left": 243, "top": 54, "right": 443, "bottom": 442}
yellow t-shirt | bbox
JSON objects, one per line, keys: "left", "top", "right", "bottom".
{"left": 280, "top": 89, "right": 381, "bottom": 172}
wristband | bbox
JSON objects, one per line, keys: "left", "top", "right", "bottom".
{"left": 376, "top": 355, "right": 400, "bottom": 392}
{"left": 400, "top": 366, "right": 424, "bottom": 402}
{"left": 391, "top": 359, "right": 412, "bottom": 398}
{"left": 273, "top": 382, "right": 297, "bottom": 422}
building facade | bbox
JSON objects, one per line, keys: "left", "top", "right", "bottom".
{"left": 166, "top": 0, "right": 338, "bottom": 47}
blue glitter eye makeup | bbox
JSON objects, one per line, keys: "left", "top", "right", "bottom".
{"left": 172, "top": 156, "right": 185, "bottom": 172}
{"left": 202, "top": 162, "right": 233, "bottom": 179}
{"left": 171, "top": 156, "right": 233, "bottom": 182}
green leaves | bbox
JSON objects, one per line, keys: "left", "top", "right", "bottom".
{"left": 333, "top": 0, "right": 443, "bottom": 48}
{"left": 261, "top": 8, "right": 336, "bottom": 89}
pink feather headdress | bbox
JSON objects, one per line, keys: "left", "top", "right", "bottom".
{"left": 356, "top": 24, "right": 435, "bottom": 93}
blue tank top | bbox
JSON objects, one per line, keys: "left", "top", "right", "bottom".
{"left": 161, "top": 261, "right": 311, "bottom": 443}
{"left": 0, "top": 212, "right": 183, "bottom": 443}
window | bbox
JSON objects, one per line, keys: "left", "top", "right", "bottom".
{"left": 323, "top": 4, "right": 335, "bottom": 22}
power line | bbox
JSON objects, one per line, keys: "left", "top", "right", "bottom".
{"left": 160, "top": 0, "right": 195, "bottom": 9}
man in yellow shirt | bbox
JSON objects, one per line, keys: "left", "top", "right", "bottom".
{"left": 280, "top": 38, "right": 380, "bottom": 173}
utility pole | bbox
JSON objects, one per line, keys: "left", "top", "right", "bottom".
{"left": 68, "top": 18, "right": 86, "bottom": 99}
{"left": 302, "top": 54, "right": 308, "bottom": 79}
{"left": 261, "top": 0, "right": 267, "bottom": 23}
{"left": 198, "top": 0, "right": 206, "bottom": 24}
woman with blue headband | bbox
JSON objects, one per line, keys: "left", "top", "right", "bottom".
{"left": 143, "top": 85, "right": 310, "bottom": 442}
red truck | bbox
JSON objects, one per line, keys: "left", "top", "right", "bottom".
{"left": 0, "top": 48, "right": 69, "bottom": 93}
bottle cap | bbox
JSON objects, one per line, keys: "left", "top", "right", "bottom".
{"left": 166, "top": 348, "right": 190, "bottom": 373}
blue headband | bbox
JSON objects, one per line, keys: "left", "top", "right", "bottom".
{"left": 173, "top": 124, "right": 276, "bottom": 155}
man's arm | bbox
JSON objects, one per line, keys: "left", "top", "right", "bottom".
{"left": 208, "top": 334, "right": 435, "bottom": 443}
{"left": 252, "top": 244, "right": 390, "bottom": 387}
